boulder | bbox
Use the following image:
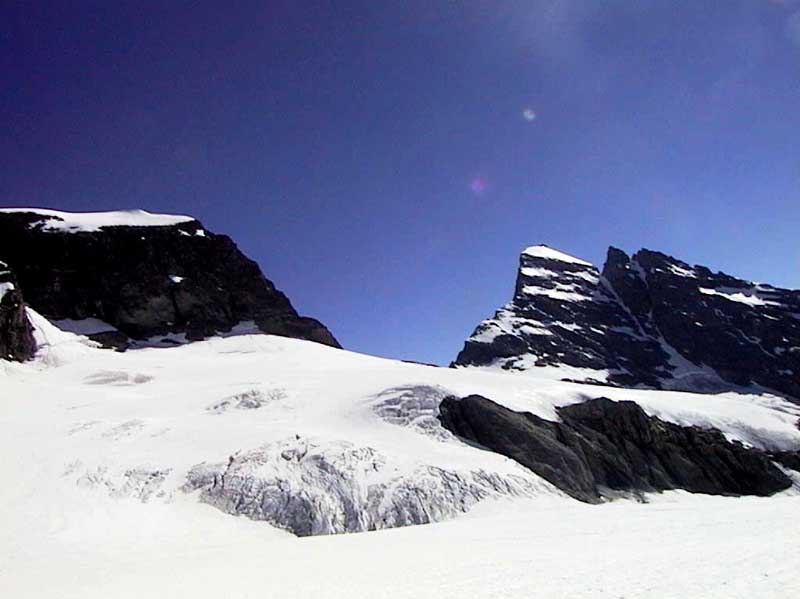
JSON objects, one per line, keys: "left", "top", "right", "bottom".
{"left": 438, "top": 394, "right": 792, "bottom": 501}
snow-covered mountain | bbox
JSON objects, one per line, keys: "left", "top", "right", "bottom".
{"left": 0, "top": 208, "right": 338, "bottom": 350}
{"left": 455, "top": 245, "right": 800, "bottom": 401}
{"left": 2, "top": 212, "right": 800, "bottom": 598}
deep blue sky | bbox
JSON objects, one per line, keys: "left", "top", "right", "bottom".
{"left": 2, "top": 1, "right": 799, "bottom": 364}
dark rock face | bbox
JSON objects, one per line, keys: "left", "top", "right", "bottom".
{"left": 0, "top": 210, "right": 339, "bottom": 349}
{"left": 605, "top": 248, "right": 800, "bottom": 399}
{"left": 455, "top": 245, "right": 800, "bottom": 401}
{"left": 0, "top": 261, "right": 36, "bottom": 361}
{"left": 438, "top": 395, "right": 793, "bottom": 502}
{"left": 772, "top": 451, "right": 800, "bottom": 473}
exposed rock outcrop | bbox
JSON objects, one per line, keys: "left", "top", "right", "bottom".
{"left": 0, "top": 209, "right": 339, "bottom": 349}
{"left": 0, "top": 261, "right": 35, "bottom": 361}
{"left": 772, "top": 450, "right": 800, "bottom": 473}
{"left": 438, "top": 395, "right": 793, "bottom": 502}
{"left": 455, "top": 245, "right": 800, "bottom": 401}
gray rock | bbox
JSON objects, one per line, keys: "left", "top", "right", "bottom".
{"left": 771, "top": 450, "right": 800, "bottom": 473}
{"left": 438, "top": 394, "right": 793, "bottom": 502}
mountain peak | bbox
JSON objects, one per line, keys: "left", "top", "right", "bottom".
{"left": 456, "top": 244, "right": 800, "bottom": 402}
{"left": 521, "top": 245, "right": 594, "bottom": 267}
{"left": 0, "top": 209, "right": 339, "bottom": 351}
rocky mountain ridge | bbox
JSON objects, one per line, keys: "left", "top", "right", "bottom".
{"left": 0, "top": 208, "right": 338, "bottom": 354}
{"left": 455, "top": 245, "right": 800, "bottom": 402}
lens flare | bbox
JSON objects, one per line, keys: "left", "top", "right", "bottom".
{"left": 470, "top": 177, "right": 487, "bottom": 194}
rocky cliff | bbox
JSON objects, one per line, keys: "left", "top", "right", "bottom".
{"left": 0, "top": 261, "right": 36, "bottom": 361}
{"left": 0, "top": 208, "right": 339, "bottom": 351}
{"left": 455, "top": 245, "right": 800, "bottom": 401}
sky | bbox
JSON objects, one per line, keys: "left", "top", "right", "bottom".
{"left": 2, "top": 1, "right": 800, "bottom": 365}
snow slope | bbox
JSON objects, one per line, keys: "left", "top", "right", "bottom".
{"left": 1, "top": 312, "right": 799, "bottom": 597}
{"left": 4, "top": 493, "right": 799, "bottom": 599}
{"left": 0, "top": 281, "right": 15, "bottom": 300}
{"left": 522, "top": 244, "right": 594, "bottom": 266}
{"left": 0, "top": 208, "right": 195, "bottom": 232}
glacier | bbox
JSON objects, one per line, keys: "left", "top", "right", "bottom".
{"left": 1, "top": 311, "right": 799, "bottom": 597}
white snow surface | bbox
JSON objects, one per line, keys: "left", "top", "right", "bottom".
{"left": 0, "top": 281, "right": 15, "bottom": 300}
{"left": 667, "top": 263, "right": 698, "bottom": 278}
{"left": 4, "top": 494, "right": 798, "bottom": 599}
{"left": 52, "top": 318, "right": 118, "bottom": 336}
{"left": 699, "top": 286, "right": 781, "bottom": 308}
{"left": 0, "top": 208, "right": 195, "bottom": 232}
{"left": 469, "top": 306, "right": 554, "bottom": 342}
{"left": 522, "top": 244, "right": 594, "bottom": 266}
{"left": 519, "top": 265, "right": 561, "bottom": 278}
{"left": 521, "top": 284, "right": 592, "bottom": 302}
{"left": 2, "top": 315, "right": 800, "bottom": 597}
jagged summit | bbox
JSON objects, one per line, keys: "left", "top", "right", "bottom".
{"left": 455, "top": 244, "right": 800, "bottom": 402}
{"left": 0, "top": 208, "right": 339, "bottom": 352}
{"left": 521, "top": 244, "right": 593, "bottom": 267}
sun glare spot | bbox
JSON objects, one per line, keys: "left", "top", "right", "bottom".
{"left": 470, "top": 177, "right": 487, "bottom": 194}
